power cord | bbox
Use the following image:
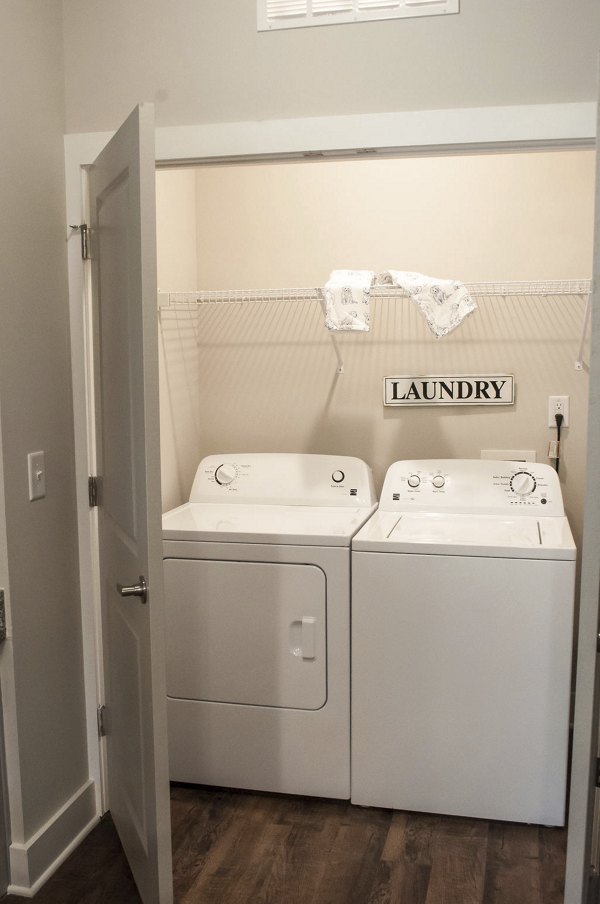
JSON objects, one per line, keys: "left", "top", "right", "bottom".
{"left": 554, "top": 412, "right": 563, "bottom": 473}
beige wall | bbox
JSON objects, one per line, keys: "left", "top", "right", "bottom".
{"left": 61, "top": 0, "right": 600, "bottom": 134}
{"left": 156, "top": 168, "right": 198, "bottom": 291}
{"left": 0, "top": 0, "right": 87, "bottom": 846}
{"left": 191, "top": 151, "right": 595, "bottom": 287}
{"left": 157, "top": 150, "right": 594, "bottom": 562}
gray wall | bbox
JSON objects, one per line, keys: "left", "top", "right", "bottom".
{"left": 0, "top": 0, "right": 88, "bottom": 842}
{"left": 61, "top": 0, "right": 600, "bottom": 133}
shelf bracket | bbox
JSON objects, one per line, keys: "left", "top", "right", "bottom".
{"left": 575, "top": 293, "right": 591, "bottom": 371}
{"left": 318, "top": 294, "right": 345, "bottom": 374}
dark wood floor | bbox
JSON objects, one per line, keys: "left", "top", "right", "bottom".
{"left": 2, "top": 784, "right": 566, "bottom": 903}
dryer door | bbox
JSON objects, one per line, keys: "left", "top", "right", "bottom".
{"left": 164, "top": 559, "right": 327, "bottom": 709}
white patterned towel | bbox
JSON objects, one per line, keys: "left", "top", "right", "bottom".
{"left": 378, "top": 270, "right": 477, "bottom": 338}
{"left": 323, "top": 269, "right": 375, "bottom": 332}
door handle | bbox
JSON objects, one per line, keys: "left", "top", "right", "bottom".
{"left": 301, "top": 616, "right": 316, "bottom": 660}
{"left": 117, "top": 575, "right": 148, "bottom": 604}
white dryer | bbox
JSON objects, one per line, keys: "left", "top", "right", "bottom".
{"left": 351, "top": 459, "right": 575, "bottom": 825}
{"left": 162, "top": 452, "right": 376, "bottom": 799}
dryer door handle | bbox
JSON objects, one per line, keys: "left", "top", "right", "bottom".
{"left": 301, "top": 616, "right": 316, "bottom": 660}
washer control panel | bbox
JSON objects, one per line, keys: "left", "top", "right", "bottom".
{"left": 381, "top": 459, "right": 564, "bottom": 516}
{"left": 189, "top": 453, "right": 377, "bottom": 508}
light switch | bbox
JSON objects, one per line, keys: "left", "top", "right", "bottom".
{"left": 27, "top": 451, "right": 46, "bottom": 501}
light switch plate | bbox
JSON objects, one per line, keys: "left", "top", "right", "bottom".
{"left": 27, "top": 451, "right": 46, "bottom": 501}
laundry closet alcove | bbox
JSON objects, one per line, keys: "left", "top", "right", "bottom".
{"left": 156, "top": 150, "right": 594, "bottom": 552}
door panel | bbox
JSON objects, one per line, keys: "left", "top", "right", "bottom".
{"left": 107, "top": 593, "right": 146, "bottom": 840}
{"left": 98, "top": 178, "right": 138, "bottom": 542}
{"left": 89, "top": 104, "right": 173, "bottom": 904}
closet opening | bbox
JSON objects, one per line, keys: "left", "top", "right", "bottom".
{"left": 152, "top": 143, "right": 596, "bottom": 901}
{"left": 64, "top": 123, "right": 599, "bottom": 902}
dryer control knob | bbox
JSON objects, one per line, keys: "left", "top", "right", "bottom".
{"left": 407, "top": 475, "right": 421, "bottom": 488}
{"left": 214, "top": 463, "right": 237, "bottom": 486}
{"left": 510, "top": 471, "right": 536, "bottom": 496}
{"left": 332, "top": 470, "right": 345, "bottom": 483}
{"left": 432, "top": 475, "right": 446, "bottom": 489}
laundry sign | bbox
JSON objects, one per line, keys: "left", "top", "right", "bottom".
{"left": 383, "top": 374, "right": 515, "bottom": 407}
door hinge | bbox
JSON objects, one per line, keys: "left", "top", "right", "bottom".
{"left": 80, "top": 224, "right": 90, "bottom": 260}
{"left": 69, "top": 223, "right": 90, "bottom": 260}
{"left": 97, "top": 705, "right": 107, "bottom": 738}
{"left": 88, "top": 476, "right": 98, "bottom": 508}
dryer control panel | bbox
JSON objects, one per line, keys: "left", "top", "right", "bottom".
{"left": 380, "top": 459, "right": 565, "bottom": 516}
{"left": 189, "top": 453, "right": 377, "bottom": 508}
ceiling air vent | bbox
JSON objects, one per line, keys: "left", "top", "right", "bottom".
{"left": 258, "top": 0, "right": 459, "bottom": 30}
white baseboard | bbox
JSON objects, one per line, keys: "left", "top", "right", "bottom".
{"left": 7, "top": 779, "right": 98, "bottom": 897}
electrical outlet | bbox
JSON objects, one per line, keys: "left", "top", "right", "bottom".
{"left": 548, "top": 396, "right": 569, "bottom": 428}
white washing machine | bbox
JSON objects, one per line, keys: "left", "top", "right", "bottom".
{"left": 351, "top": 459, "right": 576, "bottom": 825}
{"left": 162, "top": 452, "right": 376, "bottom": 799}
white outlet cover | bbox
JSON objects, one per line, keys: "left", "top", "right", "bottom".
{"left": 548, "top": 396, "right": 569, "bottom": 428}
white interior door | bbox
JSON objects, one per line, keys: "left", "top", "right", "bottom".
{"left": 564, "top": 97, "right": 600, "bottom": 904}
{"left": 89, "top": 103, "right": 173, "bottom": 904}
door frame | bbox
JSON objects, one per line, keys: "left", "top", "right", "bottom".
{"left": 0, "top": 411, "right": 12, "bottom": 896}
{"left": 564, "top": 97, "right": 600, "bottom": 902}
{"left": 64, "top": 97, "right": 596, "bottom": 880}
{"left": 65, "top": 158, "right": 106, "bottom": 810}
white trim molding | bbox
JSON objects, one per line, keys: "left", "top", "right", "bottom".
{"left": 65, "top": 102, "right": 596, "bottom": 171}
{"left": 157, "top": 102, "right": 597, "bottom": 162}
{"left": 158, "top": 101, "right": 596, "bottom": 160}
{"left": 7, "top": 780, "right": 98, "bottom": 897}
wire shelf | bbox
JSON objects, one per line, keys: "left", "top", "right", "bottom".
{"left": 158, "top": 279, "right": 592, "bottom": 372}
{"left": 158, "top": 279, "right": 591, "bottom": 308}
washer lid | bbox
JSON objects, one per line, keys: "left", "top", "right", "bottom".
{"left": 163, "top": 501, "right": 377, "bottom": 546}
{"left": 352, "top": 511, "right": 576, "bottom": 559}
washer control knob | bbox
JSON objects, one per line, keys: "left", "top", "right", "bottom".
{"left": 332, "top": 470, "right": 345, "bottom": 483}
{"left": 214, "top": 463, "right": 237, "bottom": 486}
{"left": 510, "top": 471, "right": 536, "bottom": 496}
{"left": 407, "top": 474, "right": 421, "bottom": 488}
{"left": 432, "top": 475, "right": 446, "bottom": 489}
